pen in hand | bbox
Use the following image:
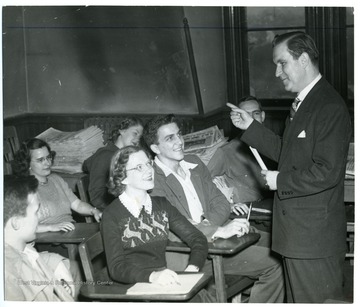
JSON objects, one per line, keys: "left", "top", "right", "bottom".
{"left": 247, "top": 202, "right": 253, "bottom": 221}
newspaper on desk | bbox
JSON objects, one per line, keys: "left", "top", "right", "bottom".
{"left": 183, "top": 126, "right": 228, "bottom": 165}
{"left": 36, "top": 126, "right": 104, "bottom": 174}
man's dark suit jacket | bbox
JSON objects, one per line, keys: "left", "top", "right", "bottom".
{"left": 151, "top": 154, "right": 231, "bottom": 240}
{"left": 241, "top": 77, "right": 352, "bottom": 259}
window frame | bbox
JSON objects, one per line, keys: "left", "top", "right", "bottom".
{"left": 224, "top": 7, "right": 353, "bottom": 110}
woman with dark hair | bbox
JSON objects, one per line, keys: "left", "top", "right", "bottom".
{"left": 12, "top": 138, "right": 102, "bottom": 233}
{"left": 83, "top": 117, "right": 143, "bottom": 210}
{"left": 101, "top": 146, "right": 212, "bottom": 302}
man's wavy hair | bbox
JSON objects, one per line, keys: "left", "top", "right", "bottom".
{"left": 107, "top": 146, "right": 152, "bottom": 197}
{"left": 143, "top": 114, "right": 182, "bottom": 147}
{"left": 4, "top": 175, "right": 39, "bottom": 226}
{"left": 109, "top": 117, "right": 143, "bottom": 144}
{"left": 12, "top": 138, "right": 55, "bottom": 176}
{"left": 272, "top": 31, "right": 319, "bottom": 67}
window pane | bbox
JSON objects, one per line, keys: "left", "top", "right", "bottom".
{"left": 247, "top": 7, "right": 305, "bottom": 28}
{"left": 248, "top": 30, "right": 304, "bottom": 99}
{"left": 346, "top": 27, "right": 354, "bottom": 99}
{"left": 247, "top": 7, "right": 305, "bottom": 99}
{"left": 346, "top": 7, "right": 354, "bottom": 25}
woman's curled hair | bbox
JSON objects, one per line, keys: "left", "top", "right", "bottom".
{"left": 109, "top": 117, "right": 143, "bottom": 144}
{"left": 107, "top": 145, "right": 151, "bottom": 197}
{"left": 12, "top": 138, "right": 54, "bottom": 176}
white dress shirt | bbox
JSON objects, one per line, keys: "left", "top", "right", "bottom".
{"left": 155, "top": 157, "right": 204, "bottom": 223}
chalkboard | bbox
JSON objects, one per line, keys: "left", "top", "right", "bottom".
{"left": 18, "top": 6, "right": 198, "bottom": 114}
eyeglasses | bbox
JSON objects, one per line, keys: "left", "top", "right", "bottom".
{"left": 126, "top": 160, "right": 154, "bottom": 172}
{"left": 32, "top": 154, "right": 53, "bottom": 164}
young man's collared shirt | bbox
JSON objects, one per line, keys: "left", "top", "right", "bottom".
{"left": 295, "top": 73, "right": 322, "bottom": 111}
{"left": 155, "top": 156, "right": 204, "bottom": 223}
{"left": 4, "top": 243, "right": 74, "bottom": 301}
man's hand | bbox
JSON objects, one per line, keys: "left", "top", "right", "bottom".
{"left": 231, "top": 203, "right": 249, "bottom": 216}
{"left": 261, "top": 170, "right": 279, "bottom": 190}
{"left": 227, "top": 103, "right": 254, "bottom": 130}
{"left": 213, "top": 176, "right": 234, "bottom": 203}
{"left": 213, "top": 219, "right": 250, "bottom": 239}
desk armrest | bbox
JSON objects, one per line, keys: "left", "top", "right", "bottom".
{"left": 166, "top": 233, "right": 260, "bottom": 255}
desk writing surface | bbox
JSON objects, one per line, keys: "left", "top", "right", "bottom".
{"left": 230, "top": 210, "right": 272, "bottom": 222}
{"left": 35, "top": 223, "right": 99, "bottom": 244}
{"left": 80, "top": 273, "right": 211, "bottom": 301}
{"left": 166, "top": 232, "right": 260, "bottom": 255}
{"left": 127, "top": 273, "right": 204, "bottom": 295}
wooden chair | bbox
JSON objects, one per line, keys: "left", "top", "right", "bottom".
{"left": 76, "top": 174, "right": 94, "bottom": 223}
{"left": 3, "top": 126, "right": 20, "bottom": 174}
{"left": 3, "top": 140, "right": 13, "bottom": 174}
{"left": 345, "top": 204, "right": 354, "bottom": 265}
{"left": 3, "top": 126, "right": 20, "bottom": 159}
{"left": 78, "top": 231, "right": 211, "bottom": 301}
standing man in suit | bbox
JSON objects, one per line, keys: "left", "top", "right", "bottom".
{"left": 228, "top": 31, "right": 352, "bottom": 303}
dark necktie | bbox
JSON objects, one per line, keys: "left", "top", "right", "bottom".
{"left": 290, "top": 98, "right": 300, "bottom": 121}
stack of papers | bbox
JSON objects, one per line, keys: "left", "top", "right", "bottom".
{"left": 36, "top": 126, "right": 104, "bottom": 173}
{"left": 183, "top": 126, "right": 228, "bottom": 165}
{"left": 346, "top": 142, "right": 354, "bottom": 179}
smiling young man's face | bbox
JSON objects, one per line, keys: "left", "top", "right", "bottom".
{"left": 151, "top": 122, "right": 184, "bottom": 166}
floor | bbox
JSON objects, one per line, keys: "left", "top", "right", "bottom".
{"left": 344, "top": 258, "right": 354, "bottom": 303}
{"left": 237, "top": 259, "right": 353, "bottom": 303}
{"left": 249, "top": 218, "right": 354, "bottom": 303}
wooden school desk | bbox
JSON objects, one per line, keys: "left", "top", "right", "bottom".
{"left": 80, "top": 272, "right": 211, "bottom": 301}
{"left": 167, "top": 232, "right": 260, "bottom": 302}
{"left": 35, "top": 223, "right": 100, "bottom": 260}
{"left": 344, "top": 178, "right": 354, "bottom": 203}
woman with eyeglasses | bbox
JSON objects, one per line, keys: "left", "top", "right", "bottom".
{"left": 12, "top": 138, "right": 102, "bottom": 233}
{"left": 101, "top": 146, "right": 213, "bottom": 301}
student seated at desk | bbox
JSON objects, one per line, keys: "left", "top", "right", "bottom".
{"left": 143, "top": 114, "right": 285, "bottom": 303}
{"left": 83, "top": 117, "right": 143, "bottom": 210}
{"left": 4, "top": 175, "right": 77, "bottom": 301}
{"left": 207, "top": 96, "right": 276, "bottom": 220}
{"left": 101, "top": 146, "right": 215, "bottom": 302}
{"left": 12, "top": 138, "right": 102, "bottom": 234}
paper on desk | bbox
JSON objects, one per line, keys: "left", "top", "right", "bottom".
{"left": 252, "top": 207, "right": 272, "bottom": 214}
{"left": 126, "top": 273, "right": 203, "bottom": 295}
{"left": 249, "top": 146, "right": 268, "bottom": 170}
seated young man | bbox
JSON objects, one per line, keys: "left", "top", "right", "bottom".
{"left": 207, "top": 96, "right": 276, "bottom": 230}
{"left": 4, "top": 175, "right": 77, "bottom": 301}
{"left": 143, "top": 114, "right": 285, "bottom": 303}
{"left": 208, "top": 96, "right": 275, "bottom": 205}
